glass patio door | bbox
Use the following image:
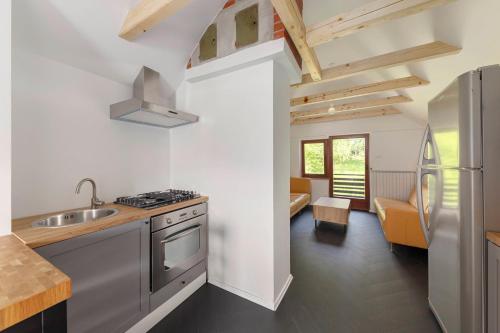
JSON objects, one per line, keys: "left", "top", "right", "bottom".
{"left": 329, "top": 134, "right": 370, "bottom": 211}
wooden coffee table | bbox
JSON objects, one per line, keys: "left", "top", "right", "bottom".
{"left": 312, "top": 197, "right": 351, "bottom": 229}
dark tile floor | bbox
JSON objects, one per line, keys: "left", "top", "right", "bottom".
{"left": 149, "top": 208, "right": 441, "bottom": 333}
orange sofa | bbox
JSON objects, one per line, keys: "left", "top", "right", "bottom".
{"left": 290, "top": 177, "right": 311, "bottom": 218}
{"left": 374, "top": 186, "right": 429, "bottom": 249}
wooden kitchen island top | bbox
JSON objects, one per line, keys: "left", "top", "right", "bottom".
{"left": 12, "top": 196, "right": 209, "bottom": 248}
{"left": 0, "top": 234, "right": 71, "bottom": 330}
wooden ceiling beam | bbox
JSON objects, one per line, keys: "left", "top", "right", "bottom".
{"left": 119, "top": 0, "right": 191, "bottom": 41}
{"left": 294, "top": 41, "right": 460, "bottom": 88}
{"left": 271, "top": 0, "right": 322, "bottom": 81}
{"left": 306, "top": 0, "right": 456, "bottom": 47}
{"left": 291, "top": 95, "right": 412, "bottom": 119}
{"left": 291, "top": 106, "right": 401, "bottom": 125}
{"left": 291, "top": 75, "right": 428, "bottom": 107}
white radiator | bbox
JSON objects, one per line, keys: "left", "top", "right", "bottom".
{"left": 370, "top": 170, "right": 416, "bottom": 212}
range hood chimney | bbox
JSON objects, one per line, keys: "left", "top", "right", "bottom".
{"left": 110, "top": 66, "right": 198, "bottom": 128}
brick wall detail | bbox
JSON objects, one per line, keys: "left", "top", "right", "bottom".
{"left": 187, "top": 0, "right": 304, "bottom": 69}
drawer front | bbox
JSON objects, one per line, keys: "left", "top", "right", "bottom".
{"left": 150, "top": 260, "right": 206, "bottom": 311}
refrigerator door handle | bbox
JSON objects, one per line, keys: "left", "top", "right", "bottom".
{"left": 418, "top": 125, "right": 436, "bottom": 167}
{"left": 416, "top": 125, "right": 437, "bottom": 246}
{"left": 416, "top": 167, "right": 435, "bottom": 246}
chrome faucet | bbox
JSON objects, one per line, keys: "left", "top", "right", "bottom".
{"left": 75, "top": 178, "right": 105, "bottom": 209}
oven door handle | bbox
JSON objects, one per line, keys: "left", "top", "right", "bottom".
{"left": 160, "top": 224, "right": 201, "bottom": 244}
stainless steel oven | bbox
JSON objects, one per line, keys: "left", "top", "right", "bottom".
{"left": 151, "top": 203, "right": 207, "bottom": 293}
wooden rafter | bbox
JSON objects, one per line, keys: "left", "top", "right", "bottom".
{"left": 306, "top": 0, "right": 456, "bottom": 47}
{"left": 291, "top": 106, "right": 401, "bottom": 125}
{"left": 119, "top": 0, "right": 191, "bottom": 40}
{"left": 294, "top": 41, "right": 460, "bottom": 88}
{"left": 271, "top": 0, "right": 322, "bottom": 81}
{"left": 291, "top": 95, "right": 411, "bottom": 119}
{"left": 291, "top": 76, "right": 428, "bottom": 107}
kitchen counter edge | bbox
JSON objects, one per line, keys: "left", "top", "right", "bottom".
{"left": 487, "top": 231, "right": 500, "bottom": 247}
{"left": 0, "top": 234, "right": 72, "bottom": 330}
{"left": 12, "top": 196, "right": 209, "bottom": 249}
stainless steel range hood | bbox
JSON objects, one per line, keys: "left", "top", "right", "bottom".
{"left": 110, "top": 66, "right": 198, "bottom": 128}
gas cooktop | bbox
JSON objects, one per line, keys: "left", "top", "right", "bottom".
{"left": 115, "top": 190, "right": 200, "bottom": 209}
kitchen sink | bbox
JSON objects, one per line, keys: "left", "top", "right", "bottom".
{"left": 32, "top": 208, "right": 119, "bottom": 228}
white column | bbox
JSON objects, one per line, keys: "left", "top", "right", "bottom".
{"left": 272, "top": 61, "right": 292, "bottom": 309}
{"left": 172, "top": 39, "right": 300, "bottom": 310}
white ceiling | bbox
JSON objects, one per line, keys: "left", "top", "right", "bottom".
{"left": 12, "top": 0, "right": 226, "bottom": 94}
{"left": 12, "top": 0, "right": 500, "bottom": 121}
{"left": 295, "top": 0, "right": 500, "bottom": 121}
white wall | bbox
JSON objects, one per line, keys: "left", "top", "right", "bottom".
{"left": 12, "top": 0, "right": 227, "bottom": 88}
{"left": 171, "top": 59, "right": 291, "bottom": 310}
{"left": 0, "top": 0, "right": 11, "bottom": 235}
{"left": 291, "top": 115, "right": 425, "bottom": 202}
{"left": 273, "top": 63, "right": 291, "bottom": 302}
{"left": 12, "top": 51, "right": 171, "bottom": 218}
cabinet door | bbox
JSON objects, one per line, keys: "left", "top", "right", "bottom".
{"left": 4, "top": 300, "right": 67, "bottom": 333}
{"left": 36, "top": 220, "right": 150, "bottom": 333}
{"left": 489, "top": 242, "right": 500, "bottom": 333}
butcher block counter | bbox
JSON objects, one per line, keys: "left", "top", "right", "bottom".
{"left": 0, "top": 234, "right": 71, "bottom": 330}
{"left": 12, "top": 196, "right": 209, "bottom": 248}
{"left": 487, "top": 231, "right": 500, "bottom": 247}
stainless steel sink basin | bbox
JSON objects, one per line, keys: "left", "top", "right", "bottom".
{"left": 32, "top": 208, "right": 119, "bottom": 228}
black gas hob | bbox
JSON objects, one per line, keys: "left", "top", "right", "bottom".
{"left": 115, "top": 190, "right": 200, "bottom": 209}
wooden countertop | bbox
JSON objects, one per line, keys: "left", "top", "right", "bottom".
{"left": 487, "top": 232, "right": 500, "bottom": 247}
{"left": 0, "top": 234, "right": 71, "bottom": 330}
{"left": 12, "top": 196, "right": 209, "bottom": 248}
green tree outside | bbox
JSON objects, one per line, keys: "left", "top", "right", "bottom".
{"left": 304, "top": 143, "right": 325, "bottom": 174}
{"left": 304, "top": 138, "right": 366, "bottom": 198}
{"left": 332, "top": 138, "right": 365, "bottom": 175}
{"left": 304, "top": 139, "right": 366, "bottom": 175}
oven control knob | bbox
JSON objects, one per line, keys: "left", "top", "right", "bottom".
{"left": 193, "top": 209, "right": 198, "bottom": 215}
{"left": 166, "top": 218, "right": 173, "bottom": 224}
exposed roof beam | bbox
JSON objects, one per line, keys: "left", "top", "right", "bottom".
{"left": 291, "top": 106, "right": 401, "bottom": 125}
{"left": 307, "top": 0, "right": 456, "bottom": 47}
{"left": 119, "top": 0, "right": 191, "bottom": 41}
{"left": 291, "top": 76, "right": 428, "bottom": 107}
{"left": 294, "top": 41, "right": 460, "bottom": 88}
{"left": 271, "top": 0, "right": 322, "bottom": 81}
{"left": 291, "top": 95, "right": 412, "bottom": 119}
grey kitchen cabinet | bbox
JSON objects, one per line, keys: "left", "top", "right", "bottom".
{"left": 4, "top": 301, "right": 67, "bottom": 333}
{"left": 36, "top": 219, "right": 150, "bottom": 333}
{"left": 489, "top": 241, "right": 500, "bottom": 333}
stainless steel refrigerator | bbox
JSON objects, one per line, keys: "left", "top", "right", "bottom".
{"left": 416, "top": 65, "right": 500, "bottom": 333}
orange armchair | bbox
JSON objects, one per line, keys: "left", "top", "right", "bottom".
{"left": 290, "top": 177, "right": 311, "bottom": 218}
{"left": 374, "top": 186, "right": 429, "bottom": 249}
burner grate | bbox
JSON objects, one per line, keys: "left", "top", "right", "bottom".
{"left": 115, "top": 190, "right": 199, "bottom": 209}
